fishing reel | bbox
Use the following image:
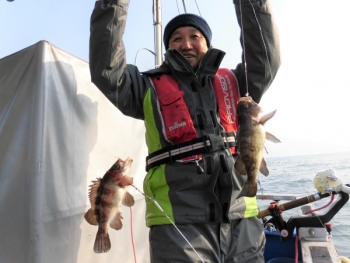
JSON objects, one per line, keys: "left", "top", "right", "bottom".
{"left": 314, "top": 169, "right": 350, "bottom": 194}
{"left": 259, "top": 169, "right": 350, "bottom": 242}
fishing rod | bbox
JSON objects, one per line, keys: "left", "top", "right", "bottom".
{"left": 153, "top": 0, "right": 163, "bottom": 66}
{"left": 258, "top": 169, "right": 350, "bottom": 218}
{"left": 257, "top": 192, "right": 334, "bottom": 219}
{"left": 258, "top": 169, "right": 350, "bottom": 241}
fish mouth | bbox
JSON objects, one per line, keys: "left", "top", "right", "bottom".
{"left": 121, "top": 157, "right": 133, "bottom": 177}
{"left": 125, "top": 157, "right": 133, "bottom": 164}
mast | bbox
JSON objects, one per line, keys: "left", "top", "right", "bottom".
{"left": 153, "top": 0, "right": 163, "bottom": 67}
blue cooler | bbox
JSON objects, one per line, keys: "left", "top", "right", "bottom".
{"left": 264, "top": 229, "right": 302, "bottom": 262}
{"left": 267, "top": 258, "right": 301, "bottom": 263}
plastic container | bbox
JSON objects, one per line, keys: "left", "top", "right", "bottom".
{"left": 267, "top": 258, "right": 301, "bottom": 263}
{"left": 264, "top": 229, "right": 302, "bottom": 262}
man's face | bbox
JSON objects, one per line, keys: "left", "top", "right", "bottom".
{"left": 168, "top": 26, "right": 208, "bottom": 69}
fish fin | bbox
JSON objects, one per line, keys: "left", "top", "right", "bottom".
{"left": 109, "top": 212, "right": 123, "bottom": 230}
{"left": 234, "top": 157, "right": 247, "bottom": 175}
{"left": 88, "top": 178, "right": 102, "bottom": 207}
{"left": 84, "top": 208, "right": 98, "bottom": 225}
{"left": 94, "top": 229, "right": 111, "bottom": 253}
{"left": 119, "top": 175, "right": 134, "bottom": 187}
{"left": 259, "top": 158, "right": 269, "bottom": 176}
{"left": 265, "top": 131, "right": 281, "bottom": 143}
{"left": 259, "top": 110, "right": 277, "bottom": 125}
{"left": 238, "top": 181, "right": 258, "bottom": 198}
{"left": 122, "top": 191, "right": 135, "bottom": 207}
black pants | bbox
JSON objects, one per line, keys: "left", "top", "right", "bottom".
{"left": 149, "top": 217, "right": 265, "bottom": 263}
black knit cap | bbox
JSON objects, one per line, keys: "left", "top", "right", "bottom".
{"left": 163, "top": 13, "right": 212, "bottom": 50}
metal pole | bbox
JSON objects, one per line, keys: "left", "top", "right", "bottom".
{"left": 153, "top": 0, "right": 163, "bottom": 67}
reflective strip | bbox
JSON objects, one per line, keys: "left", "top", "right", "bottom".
{"left": 226, "top": 136, "right": 236, "bottom": 143}
{"left": 243, "top": 196, "right": 259, "bottom": 218}
{"left": 147, "top": 140, "right": 210, "bottom": 165}
{"left": 146, "top": 135, "right": 235, "bottom": 166}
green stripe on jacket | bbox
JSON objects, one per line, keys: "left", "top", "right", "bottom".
{"left": 143, "top": 89, "right": 174, "bottom": 226}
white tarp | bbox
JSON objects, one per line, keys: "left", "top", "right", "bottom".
{"left": 0, "top": 41, "right": 150, "bottom": 263}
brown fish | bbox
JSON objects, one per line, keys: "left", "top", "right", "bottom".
{"left": 84, "top": 157, "right": 135, "bottom": 253}
{"left": 234, "top": 96, "right": 280, "bottom": 197}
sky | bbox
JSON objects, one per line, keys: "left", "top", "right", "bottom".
{"left": 1, "top": 0, "right": 350, "bottom": 157}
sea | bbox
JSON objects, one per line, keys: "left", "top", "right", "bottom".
{"left": 257, "top": 151, "right": 350, "bottom": 258}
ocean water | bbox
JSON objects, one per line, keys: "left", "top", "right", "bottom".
{"left": 257, "top": 151, "right": 350, "bottom": 258}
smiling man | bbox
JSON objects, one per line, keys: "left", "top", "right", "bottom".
{"left": 164, "top": 13, "right": 211, "bottom": 69}
{"left": 89, "top": 0, "right": 280, "bottom": 262}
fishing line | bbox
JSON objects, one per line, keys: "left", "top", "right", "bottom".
{"left": 257, "top": 176, "right": 263, "bottom": 195}
{"left": 115, "top": 51, "right": 124, "bottom": 160}
{"left": 131, "top": 184, "right": 206, "bottom": 263}
{"left": 237, "top": 0, "right": 276, "bottom": 200}
{"left": 134, "top": 48, "right": 156, "bottom": 69}
{"left": 175, "top": 0, "right": 201, "bottom": 16}
{"left": 238, "top": 0, "right": 274, "bottom": 97}
{"left": 129, "top": 207, "right": 138, "bottom": 263}
{"left": 194, "top": 0, "right": 202, "bottom": 16}
{"left": 238, "top": 0, "right": 249, "bottom": 97}
{"left": 181, "top": 0, "right": 187, "bottom": 13}
{"left": 175, "top": 0, "right": 181, "bottom": 14}
{"left": 247, "top": 0, "right": 273, "bottom": 85}
{"left": 109, "top": 171, "right": 205, "bottom": 263}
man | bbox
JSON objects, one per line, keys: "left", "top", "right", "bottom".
{"left": 89, "top": 0, "right": 280, "bottom": 262}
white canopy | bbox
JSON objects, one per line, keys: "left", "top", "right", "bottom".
{"left": 0, "top": 41, "right": 150, "bottom": 263}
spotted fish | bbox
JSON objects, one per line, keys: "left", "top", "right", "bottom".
{"left": 234, "top": 96, "right": 280, "bottom": 197}
{"left": 84, "top": 157, "right": 135, "bottom": 253}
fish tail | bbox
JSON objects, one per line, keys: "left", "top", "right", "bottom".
{"left": 238, "top": 182, "right": 258, "bottom": 198}
{"left": 93, "top": 229, "right": 111, "bottom": 253}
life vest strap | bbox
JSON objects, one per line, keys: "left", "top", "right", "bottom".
{"left": 146, "top": 132, "right": 236, "bottom": 171}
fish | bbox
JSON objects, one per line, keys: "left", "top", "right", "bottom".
{"left": 84, "top": 157, "right": 135, "bottom": 253}
{"left": 234, "top": 96, "right": 280, "bottom": 197}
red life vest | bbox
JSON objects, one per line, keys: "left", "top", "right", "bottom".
{"left": 151, "top": 68, "right": 240, "bottom": 155}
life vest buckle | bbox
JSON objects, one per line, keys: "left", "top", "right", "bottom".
{"left": 204, "top": 134, "right": 228, "bottom": 152}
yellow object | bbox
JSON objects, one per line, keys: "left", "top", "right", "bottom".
{"left": 314, "top": 169, "right": 342, "bottom": 194}
{"left": 339, "top": 256, "right": 350, "bottom": 263}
